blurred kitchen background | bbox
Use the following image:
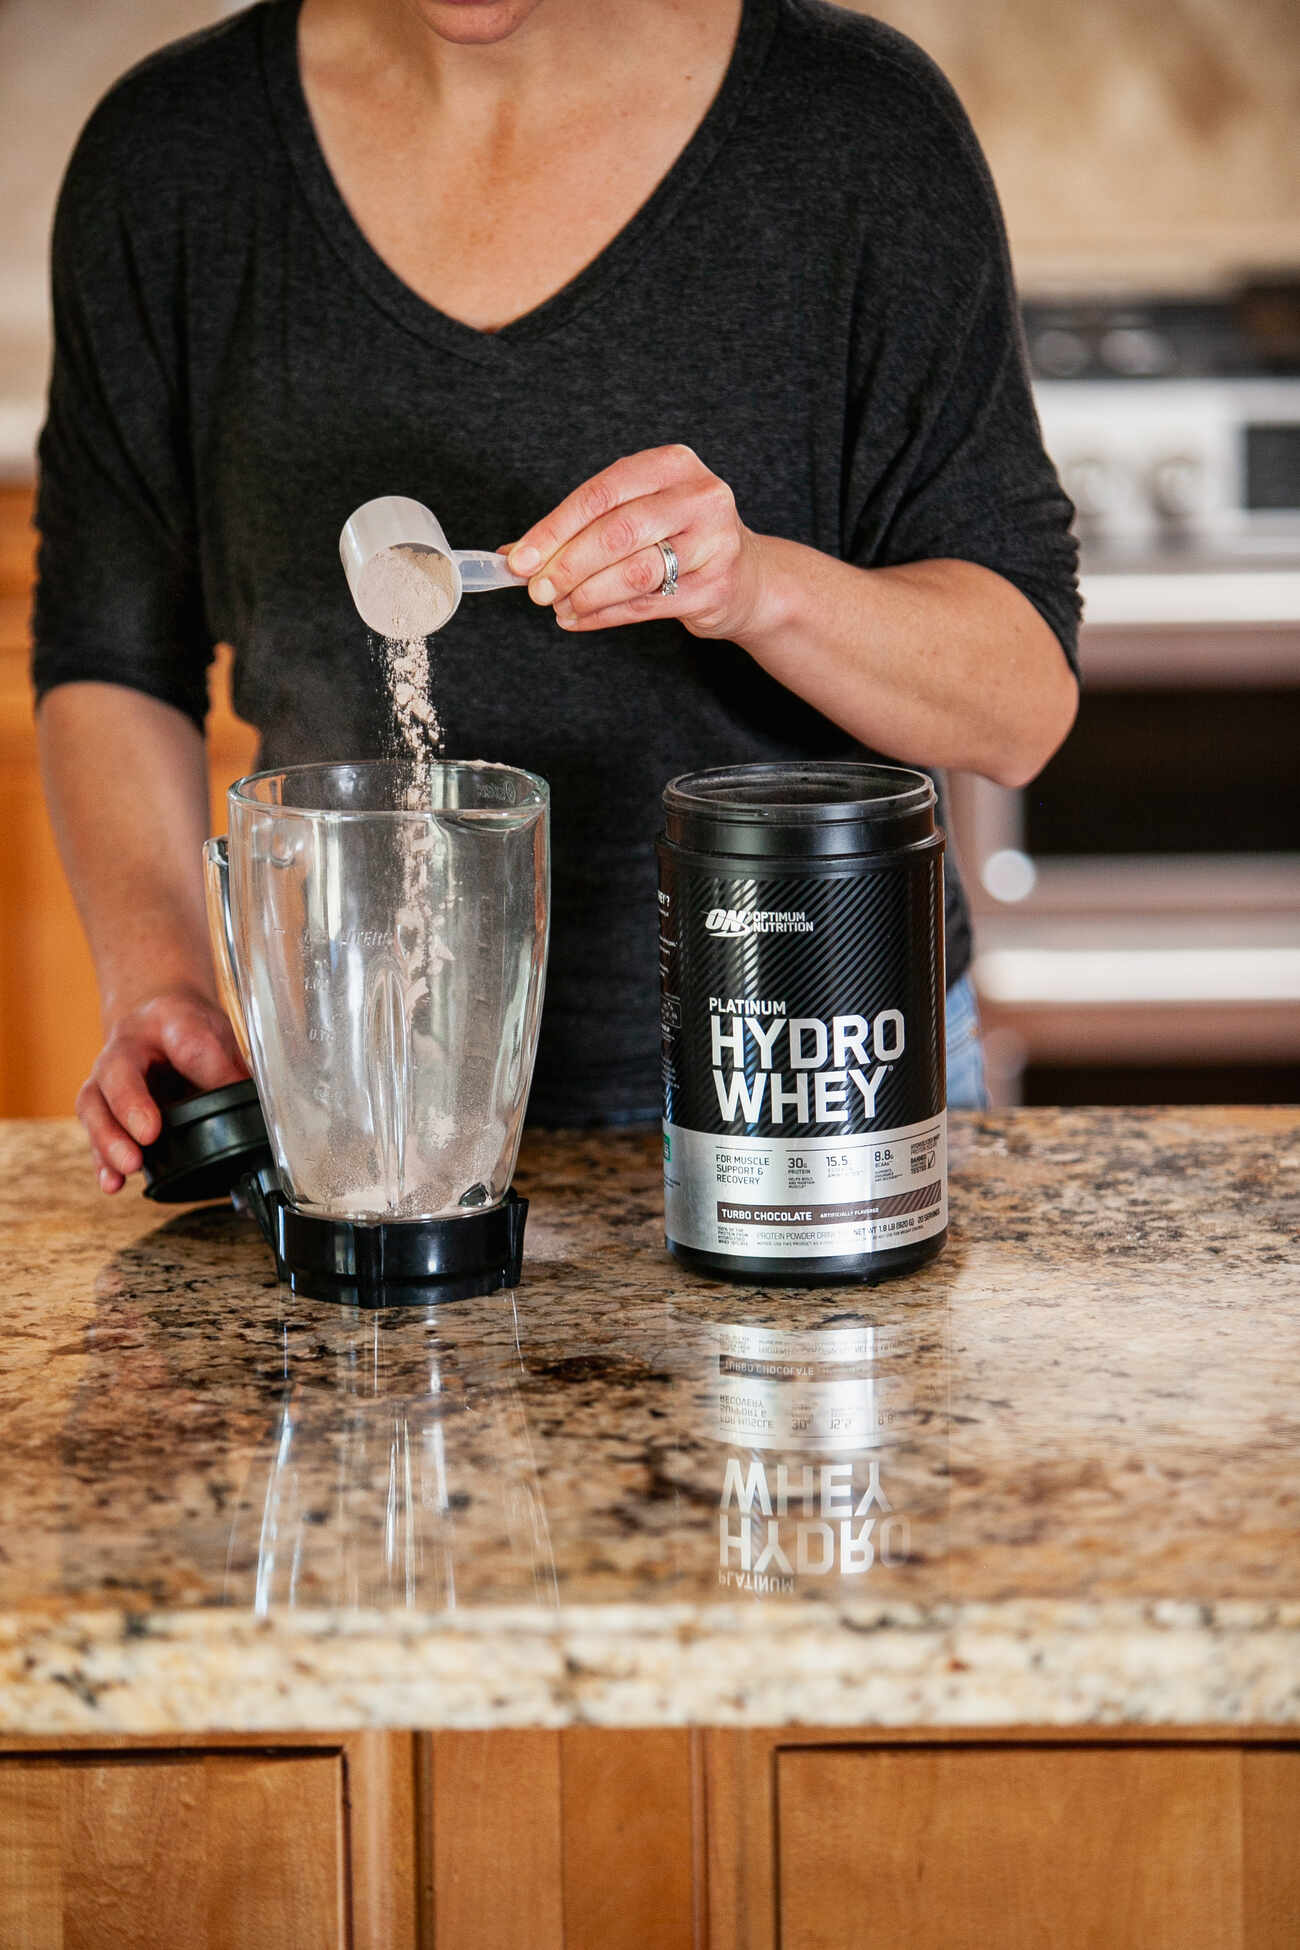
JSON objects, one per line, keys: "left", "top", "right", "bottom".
{"left": 0, "top": 0, "right": 1296, "bottom": 1113}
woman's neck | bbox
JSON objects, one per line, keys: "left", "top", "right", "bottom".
{"left": 301, "top": 0, "right": 740, "bottom": 122}
{"left": 296, "top": 0, "right": 744, "bottom": 333}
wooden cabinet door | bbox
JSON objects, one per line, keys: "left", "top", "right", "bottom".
{"left": 0, "top": 1731, "right": 416, "bottom": 1950}
{"left": 707, "top": 1736, "right": 1300, "bottom": 1950}
{"left": 0, "top": 1749, "right": 344, "bottom": 1949}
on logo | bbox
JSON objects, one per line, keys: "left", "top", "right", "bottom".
{"left": 705, "top": 908, "right": 753, "bottom": 937}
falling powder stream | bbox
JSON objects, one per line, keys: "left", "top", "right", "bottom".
{"left": 352, "top": 543, "right": 468, "bottom": 1208}
{"left": 355, "top": 543, "right": 458, "bottom": 761}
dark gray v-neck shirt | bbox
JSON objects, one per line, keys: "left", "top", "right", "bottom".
{"left": 32, "top": 0, "right": 1078, "bottom": 1124}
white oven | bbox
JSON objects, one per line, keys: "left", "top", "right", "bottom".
{"left": 1035, "top": 378, "right": 1300, "bottom": 560}
{"left": 947, "top": 588, "right": 1300, "bottom": 1084}
{"left": 947, "top": 593, "right": 1300, "bottom": 1101}
{"left": 950, "top": 296, "right": 1300, "bottom": 1101}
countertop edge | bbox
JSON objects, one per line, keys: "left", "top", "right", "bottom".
{"left": 3, "top": 1602, "right": 1298, "bottom": 1736}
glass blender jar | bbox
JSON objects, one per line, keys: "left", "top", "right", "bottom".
{"left": 147, "top": 758, "right": 549, "bottom": 1306}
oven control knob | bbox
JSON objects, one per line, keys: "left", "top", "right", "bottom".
{"left": 1060, "top": 454, "right": 1119, "bottom": 522}
{"left": 1147, "top": 453, "right": 1205, "bottom": 523}
{"left": 1098, "top": 325, "right": 1176, "bottom": 377}
{"left": 1031, "top": 326, "right": 1090, "bottom": 379}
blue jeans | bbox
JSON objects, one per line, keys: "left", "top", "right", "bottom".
{"left": 946, "top": 971, "right": 990, "bottom": 1110}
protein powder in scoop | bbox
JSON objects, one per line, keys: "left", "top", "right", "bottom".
{"left": 657, "top": 762, "right": 947, "bottom": 1283}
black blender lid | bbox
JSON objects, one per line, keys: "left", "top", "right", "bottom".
{"left": 141, "top": 1080, "right": 272, "bottom": 1204}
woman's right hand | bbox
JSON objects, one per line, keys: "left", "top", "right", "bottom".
{"left": 78, "top": 987, "right": 249, "bottom": 1193}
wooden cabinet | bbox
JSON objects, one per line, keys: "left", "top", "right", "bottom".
{"left": 705, "top": 1731, "right": 1300, "bottom": 1950}
{"left": 1, "top": 1751, "right": 344, "bottom": 1949}
{"left": 777, "top": 1745, "right": 1300, "bottom": 1950}
{"left": 0, "top": 1732, "right": 416, "bottom": 1950}
{"left": 0, "top": 1728, "right": 698, "bottom": 1950}
{"left": 417, "top": 1727, "right": 1298, "bottom": 1948}
{"left": 419, "top": 1729, "right": 701, "bottom": 1950}
{"left": 1, "top": 1724, "right": 1297, "bottom": 1945}
{"left": 0, "top": 483, "right": 259, "bottom": 1119}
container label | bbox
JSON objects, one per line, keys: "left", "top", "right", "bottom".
{"left": 663, "top": 1116, "right": 947, "bottom": 1257}
{"left": 659, "top": 857, "right": 946, "bottom": 1263}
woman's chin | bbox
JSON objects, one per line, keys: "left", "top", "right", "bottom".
{"left": 402, "top": 0, "right": 548, "bottom": 45}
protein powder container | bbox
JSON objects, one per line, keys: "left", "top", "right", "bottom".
{"left": 658, "top": 762, "right": 947, "bottom": 1283}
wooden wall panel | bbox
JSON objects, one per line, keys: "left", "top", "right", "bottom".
{"left": 346, "top": 1729, "right": 420, "bottom": 1950}
{"left": 0, "top": 484, "right": 37, "bottom": 591}
{"left": 424, "top": 1727, "right": 705, "bottom": 1950}
{"left": 0, "top": 1757, "right": 61, "bottom": 1947}
{"left": 0, "top": 482, "right": 258, "bottom": 1118}
{"left": 704, "top": 1728, "right": 781, "bottom": 1950}
{"left": 561, "top": 1727, "right": 702, "bottom": 1950}
{"left": 1243, "top": 1748, "right": 1300, "bottom": 1950}
{"left": 428, "top": 1729, "right": 565, "bottom": 1950}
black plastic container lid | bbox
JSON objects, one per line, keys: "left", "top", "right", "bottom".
{"left": 141, "top": 1080, "right": 273, "bottom": 1204}
{"left": 661, "top": 761, "right": 937, "bottom": 860}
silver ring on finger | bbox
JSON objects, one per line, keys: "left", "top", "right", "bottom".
{"left": 656, "top": 539, "right": 679, "bottom": 598}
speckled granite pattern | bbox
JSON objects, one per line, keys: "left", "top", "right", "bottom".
{"left": 0, "top": 1109, "right": 1296, "bottom": 1733}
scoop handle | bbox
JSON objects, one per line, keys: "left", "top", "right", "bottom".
{"left": 453, "top": 549, "right": 528, "bottom": 593}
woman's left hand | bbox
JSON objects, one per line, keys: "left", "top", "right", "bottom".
{"left": 505, "top": 444, "right": 768, "bottom": 641}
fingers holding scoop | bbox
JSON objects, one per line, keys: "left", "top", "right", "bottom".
{"left": 505, "top": 445, "right": 758, "bottom": 639}
{"left": 554, "top": 534, "right": 685, "bottom": 628}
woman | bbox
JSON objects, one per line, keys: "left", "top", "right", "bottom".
{"left": 33, "top": 0, "right": 1078, "bottom": 1190}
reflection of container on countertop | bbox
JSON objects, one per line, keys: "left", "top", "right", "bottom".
{"left": 703, "top": 1317, "right": 945, "bottom": 1599}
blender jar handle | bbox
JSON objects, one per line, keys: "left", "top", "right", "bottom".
{"left": 202, "top": 837, "right": 254, "bottom": 1072}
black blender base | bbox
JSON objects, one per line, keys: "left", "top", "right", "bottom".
{"left": 282, "top": 1261, "right": 521, "bottom": 1308}
{"left": 239, "top": 1170, "right": 528, "bottom": 1307}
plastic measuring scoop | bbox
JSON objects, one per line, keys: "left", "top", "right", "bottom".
{"left": 340, "top": 496, "right": 527, "bottom": 636}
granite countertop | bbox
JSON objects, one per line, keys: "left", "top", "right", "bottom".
{"left": 0, "top": 1108, "right": 1296, "bottom": 1735}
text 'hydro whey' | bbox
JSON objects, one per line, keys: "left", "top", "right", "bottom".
{"left": 658, "top": 763, "right": 947, "bottom": 1283}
